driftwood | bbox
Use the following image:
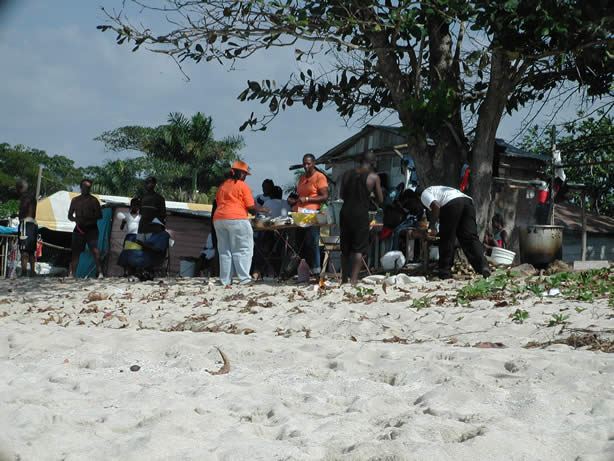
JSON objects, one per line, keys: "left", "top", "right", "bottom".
{"left": 207, "top": 347, "right": 230, "bottom": 375}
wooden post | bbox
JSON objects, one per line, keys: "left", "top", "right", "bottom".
{"left": 549, "top": 126, "right": 556, "bottom": 225}
{"left": 35, "top": 165, "right": 43, "bottom": 199}
{"left": 581, "top": 191, "right": 587, "bottom": 261}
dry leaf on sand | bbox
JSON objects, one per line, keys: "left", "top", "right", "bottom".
{"left": 207, "top": 347, "right": 230, "bottom": 375}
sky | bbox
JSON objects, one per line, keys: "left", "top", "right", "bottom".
{"left": 0, "top": 0, "right": 568, "bottom": 197}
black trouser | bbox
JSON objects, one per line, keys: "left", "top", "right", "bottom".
{"left": 438, "top": 198, "right": 487, "bottom": 278}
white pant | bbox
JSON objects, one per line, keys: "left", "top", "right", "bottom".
{"left": 214, "top": 219, "right": 253, "bottom": 286}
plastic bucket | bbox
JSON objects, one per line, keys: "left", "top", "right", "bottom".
{"left": 491, "top": 247, "right": 516, "bottom": 265}
{"left": 536, "top": 190, "right": 549, "bottom": 203}
{"left": 179, "top": 259, "right": 196, "bottom": 277}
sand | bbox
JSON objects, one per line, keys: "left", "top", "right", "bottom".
{"left": 1, "top": 271, "right": 613, "bottom": 460}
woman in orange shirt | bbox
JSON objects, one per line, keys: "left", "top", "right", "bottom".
{"left": 293, "top": 153, "right": 328, "bottom": 274}
{"left": 214, "top": 161, "right": 270, "bottom": 286}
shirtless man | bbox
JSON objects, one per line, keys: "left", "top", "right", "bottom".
{"left": 68, "top": 179, "right": 103, "bottom": 278}
{"left": 16, "top": 179, "right": 38, "bottom": 277}
{"left": 339, "top": 152, "right": 383, "bottom": 284}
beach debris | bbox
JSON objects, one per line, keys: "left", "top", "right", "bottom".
{"left": 85, "top": 291, "right": 109, "bottom": 303}
{"left": 193, "top": 299, "right": 209, "bottom": 308}
{"left": 139, "top": 289, "right": 168, "bottom": 302}
{"left": 386, "top": 294, "right": 413, "bottom": 303}
{"left": 207, "top": 348, "right": 230, "bottom": 375}
{"left": 350, "top": 336, "right": 357, "bottom": 342}
{"left": 473, "top": 342, "right": 506, "bottom": 348}
{"left": 540, "top": 288, "right": 561, "bottom": 297}
{"left": 130, "top": 365, "right": 141, "bottom": 372}
{"left": 509, "top": 264, "right": 537, "bottom": 277}
{"left": 362, "top": 274, "right": 427, "bottom": 285}
{"left": 223, "top": 293, "right": 244, "bottom": 302}
{"left": 275, "top": 328, "right": 293, "bottom": 337}
{"left": 524, "top": 333, "right": 614, "bottom": 352}
{"left": 383, "top": 336, "right": 409, "bottom": 344}
{"left": 544, "top": 260, "right": 572, "bottom": 274}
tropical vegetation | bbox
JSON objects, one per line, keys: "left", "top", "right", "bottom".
{"left": 99, "top": 0, "right": 614, "bottom": 229}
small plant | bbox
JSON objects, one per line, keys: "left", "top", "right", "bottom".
{"left": 511, "top": 309, "right": 529, "bottom": 324}
{"left": 456, "top": 277, "right": 505, "bottom": 305}
{"left": 525, "top": 283, "right": 544, "bottom": 297}
{"left": 575, "top": 307, "right": 586, "bottom": 313}
{"left": 355, "top": 286, "right": 375, "bottom": 298}
{"left": 456, "top": 316, "right": 464, "bottom": 321}
{"left": 509, "top": 284, "right": 525, "bottom": 295}
{"left": 411, "top": 296, "right": 432, "bottom": 309}
{"left": 548, "top": 313, "right": 569, "bottom": 327}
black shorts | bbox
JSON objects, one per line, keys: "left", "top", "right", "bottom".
{"left": 340, "top": 212, "right": 370, "bottom": 255}
{"left": 72, "top": 227, "right": 99, "bottom": 253}
{"left": 19, "top": 221, "right": 38, "bottom": 254}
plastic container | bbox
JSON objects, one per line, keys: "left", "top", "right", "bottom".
{"left": 491, "top": 247, "right": 516, "bottom": 265}
{"left": 290, "top": 212, "right": 307, "bottom": 225}
{"left": 536, "top": 190, "right": 549, "bottom": 203}
{"left": 179, "top": 258, "right": 196, "bottom": 277}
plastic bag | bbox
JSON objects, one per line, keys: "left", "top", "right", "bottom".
{"left": 297, "top": 258, "right": 310, "bottom": 283}
{"left": 380, "top": 251, "right": 406, "bottom": 271}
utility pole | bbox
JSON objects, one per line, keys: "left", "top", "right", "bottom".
{"left": 35, "top": 165, "right": 43, "bottom": 199}
{"left": 549, "top": 126, "right": 556, "bottom": 225}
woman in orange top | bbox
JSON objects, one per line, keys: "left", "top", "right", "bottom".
{"left": 293, "top": 153, "right": 328, "bottom": 274}
{"left": 214, "top": 161, "right": 270, "bottom": 286}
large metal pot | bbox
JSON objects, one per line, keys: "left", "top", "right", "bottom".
{"left": 519, "top": 225, "right": 563, "bottom": 268}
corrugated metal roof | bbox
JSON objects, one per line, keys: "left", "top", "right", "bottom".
{"left": 555, "top": 202, "right": 614, "bottom": 234}
{"left": 495, "top": 138, "right": 551, "bottom": 162}
{"left": 315, "top": 125, "right": 406, "bottom": 164}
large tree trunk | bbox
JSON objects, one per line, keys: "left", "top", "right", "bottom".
{"left": 471, "top": 51, "right": 515, "bottom": 236}
{"left": 366, "top": 10, "right": 466, "bottom": 189}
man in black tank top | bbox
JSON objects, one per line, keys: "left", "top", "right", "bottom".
{"left": 339, "top": 152, "right": 383, "bottom": 284}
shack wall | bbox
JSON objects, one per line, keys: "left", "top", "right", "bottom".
{"left": 561, "top": 232, "right": 614, "bottom": 262}
{"left": 107, "top": 208, "right": 211, "bottom": 276}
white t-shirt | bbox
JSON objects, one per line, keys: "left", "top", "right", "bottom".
{"left": 420, "top": 186, "right": 470, "bottom": 210}
{"left": 124, "top": 214, "right": 141, "bottom": 234}
{"left": 254, "top": 193, "right": 272, "bottom": 206}
{"left": 262, "top": 198, "right": 290, "bottom": 218}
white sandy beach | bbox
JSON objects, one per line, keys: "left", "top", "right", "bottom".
{"left": 1, "top": 270, "right": 613, "bottom": 461}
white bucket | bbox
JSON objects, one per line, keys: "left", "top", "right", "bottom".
{"left": 179, "top": 259, "right": 196, "bottom": 277}
{"left": 492, "top": 247, "right": 515, "bottom": 265}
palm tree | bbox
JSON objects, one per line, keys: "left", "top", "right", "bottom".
{"left": 146, "top": 112, "right": 243, "bottom": 197}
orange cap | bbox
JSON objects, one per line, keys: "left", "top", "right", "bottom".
{"left": 231, "top": 160, "right": 251, "bottom": 175}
